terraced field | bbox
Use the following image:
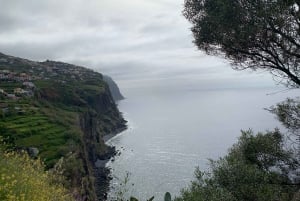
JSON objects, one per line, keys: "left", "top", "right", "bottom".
{"left": 0, "top": 105, "right": 81, "bottom": 167}
{"left": 0, "top": 53, "right": 127, "bottom": 200}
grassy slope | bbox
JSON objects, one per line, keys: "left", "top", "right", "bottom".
{"left": 0, "top": 100, "right": 81, "bottom": 168}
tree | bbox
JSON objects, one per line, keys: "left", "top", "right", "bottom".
{"left": 269, "top": 98, "right": 300, "bottom": 134}
{"left": 183, "top": 0, "right": 300, "bottom": 87}
{"left": 268, "top": 98, "right": 300, "bottom": 164}
{"left": 175, "top": 130, "right": 299, "bottom": 201}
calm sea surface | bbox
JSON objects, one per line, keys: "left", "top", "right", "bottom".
{"left": 106, "top": 87, "right": 298, "bottom": 200}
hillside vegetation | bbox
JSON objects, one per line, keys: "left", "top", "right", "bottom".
{"left": 0, "top": 139, "right": 73, "bottom": 201}
{"left": 0, "top": 52, "right": 126, "bottom": 200}
{"left": 175, "top": 130, "right": 299, "bottom": 201}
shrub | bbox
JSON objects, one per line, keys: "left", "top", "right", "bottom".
{"left": 0, "top": 142, "right": 73, "bottom": 201}
{"left": 175, "top": 130, "right": 298, "bottom": 201}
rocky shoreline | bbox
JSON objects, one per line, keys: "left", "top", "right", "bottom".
{"left": 103, "top": 126, "right": 127, "bottom": 143}
{"left": 94, "top": 126, "right": 127, "bottom": 201}
{"left": 94, "top": 146, "right": 116, "bottom": 201}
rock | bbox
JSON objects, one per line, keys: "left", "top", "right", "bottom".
{"left": 28, "top": 147, "right": 39, "bottom": 158}
{"left": 95, "top": 159, "right": 108, "bottom": 168}
{"left": 103, "top": 75, "right": 125, "bottom": 101}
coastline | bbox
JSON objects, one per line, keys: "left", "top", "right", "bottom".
{"left": 103, "top": 126, "right": 127, "bottom": 143}
{"left": 94, "top": 125, "right": 127, "bottom": 200}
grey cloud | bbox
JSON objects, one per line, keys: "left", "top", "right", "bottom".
{"left": 0, "top": 0, "right": 276, "bottom": 90}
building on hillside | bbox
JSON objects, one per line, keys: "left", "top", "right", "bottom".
{"left": 46, "top": 67, "right": 53, "bottom": 72}
{"left": 14, "top": 88, "right": 25, "bottom": 94}
{"left": 18, "top": 73, "right": 32, "bottom": 81}
{"left": 1, "top": 69, "right": 10, "bottom": 74}
{"left": 22, "top": 81, "right": 35, "bottom": 89}
{"left": 0, "top": 58, "right": 8, "bottom": 63}
{"left": 7, "top": 94, "right": 17, "bottom": 100}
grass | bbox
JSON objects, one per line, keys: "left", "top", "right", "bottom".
{"left": 0, "top": 55, "right": 125, "bottom": 200}
{"left": 0, "top": 101, "right": 82, "bottom": 168}
{"left": 0, "top": 76, "right": 117, "bottom": 169}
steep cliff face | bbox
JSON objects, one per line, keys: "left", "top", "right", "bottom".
{"left": 79, "top": 86, "right": 123, "bottom": 164}
{"left": 103, "top": 75, "right": 125, "bottom": 101}
{"left": 80, "top": 111, "right": 115, "bottom": 200}
{"left": 79, "top": 87, "right": 126, "bottom": 200}
{"left": 0, "top": 52, "right": 127, "bottom": 201}
{"left": 86, "top": 85, "right": 115, "bottom": 113}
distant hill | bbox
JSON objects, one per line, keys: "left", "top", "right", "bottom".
{"left": 103, "top": 75, "right": 124, "bottom": 101}
{"left": 0, "top": 52, "right": 126, "bottom": 200}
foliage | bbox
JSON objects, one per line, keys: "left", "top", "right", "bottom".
{"left": 112, "top": 171, "right": 135, "bottom": 201}
{"left": 0, "top": 105, "right": 81, "bottom": 168}
{"left": 111, "top": 172, "right": 170, "bottom": 201}
{"left": 0, "top": 52, "right": 126, "bottom": 201}
{"left": 183, "top": 0, "right": 300, "bottom": 87}
{"left": 268, "top": 97, "right": 300, "bottom": 138}
{"left": 268, "top": 97, "right": 300, "bottom": 184}
{"left": 175, "top": 130, "right": 299, "bottom": 201}
{"left": 164, "top": 192, "right": 171, "bottom": 201}
{"left": 0, "top": 141, "right": 73, "bottom": 201}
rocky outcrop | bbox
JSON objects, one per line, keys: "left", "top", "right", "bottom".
{"left": 103, "top": 75, "right": 125, "bottom": 101}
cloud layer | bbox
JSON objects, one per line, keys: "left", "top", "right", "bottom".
{"left": 0, "top": 0, "right": 276, "bottom": 91}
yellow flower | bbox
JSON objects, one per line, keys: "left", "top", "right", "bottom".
{"left": 0, "top": 149, "right": 74, "bottom": 201}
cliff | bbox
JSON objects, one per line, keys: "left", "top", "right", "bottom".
{"left": 103, "top": 75, "right": 125, "bottom": 101}
{"left": 0, "top": 52, "right": 126, "bottom": 200}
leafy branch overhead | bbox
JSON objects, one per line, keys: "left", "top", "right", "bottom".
{"left": 183, "top": 0, "right": 300, "bottom": 87}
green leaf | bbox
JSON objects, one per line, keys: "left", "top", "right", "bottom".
{"left": 147, "top": 196, "right": 155, "bottom": 201}
{"left": 130, "top": 196, "right": 139, "bottom": 201}
{"left": 164, "top": 192, "right": 171, "bottom": 201}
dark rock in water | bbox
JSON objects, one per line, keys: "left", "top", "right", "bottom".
{"left": 93, "top": 147, "right": 117, "bottom": 201}
{"left": 98, "top": 146, "right": 117, "bottom": 160}
{"left": 94, "top": 166, "right": 112, "bottom": 201}
{"left": 103, "top": 75, "right": 125, "bottom": 101}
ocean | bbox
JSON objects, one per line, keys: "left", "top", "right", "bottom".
{"left": 106, "top": 86, "right": 298, "bottom": 200}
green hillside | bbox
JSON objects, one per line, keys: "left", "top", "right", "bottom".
{"left": 0, "top": 52, "right": 126, "bottom": 200}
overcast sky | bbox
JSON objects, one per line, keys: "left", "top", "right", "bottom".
{"left": 0, "top": 0, "right": 277, "bottom": 92}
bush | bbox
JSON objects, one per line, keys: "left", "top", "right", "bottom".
{"left": 0, "top": 142, "right": 73, "bottom": 201}
{"left": 175, "top": 130, "right": 299, "bottom": 201}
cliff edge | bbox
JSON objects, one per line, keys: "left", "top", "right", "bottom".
{"left": 0, "top": 52, "right": 126, "bottom": 200}
{"left": 103, "top": 75, "right": 125, "bottom": 101}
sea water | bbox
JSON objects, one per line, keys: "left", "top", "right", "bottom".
{"left": 106, "top": 86, "right": 298, "bottom": 200}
